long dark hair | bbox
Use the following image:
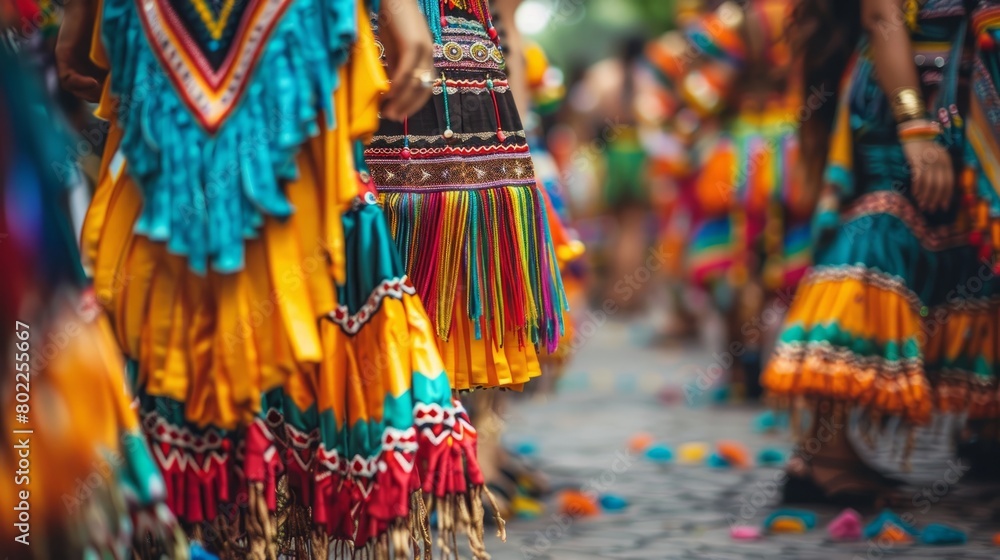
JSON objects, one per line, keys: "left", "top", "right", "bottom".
{"left": 792, "top": 0, "right": 861, "bottom": 185}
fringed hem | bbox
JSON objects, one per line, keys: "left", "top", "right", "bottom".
{"left": 765, "top": 267, "right": 1000, "bottom": 423}
{"left": 144, "top": 399, "right": 497, "bottom": 559}
{"left": 933, "top": 373, "right": 1000, "bottom": 419}
{"left": 381, "top": 183, "right": 567, "bottom": 354}
{"left": 763, "top": 345, "right": 933, "bottom": 425}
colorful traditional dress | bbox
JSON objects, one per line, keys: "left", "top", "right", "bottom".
{"left": 643, "top": 29, "right": 705, "bottom": 283}
{"left": 764, "top": 0, "right": 997, "bottom": 425}
{"left": 0, "top": 47, "right": 182, "bottom": 559}
{"left": 671, "top": 0, "right": 808, "bottom": 297}
{"left": 645, "top": 1, "right": 808, "bottom": 399}
{"left": 83, "top": 0, "right": 488, "bottom": 557}
{"left": 964, "top": 0, "right": 1000, "bottom": 418}
{"left": 368, "top": 0, "right": 567, "bottom": 391}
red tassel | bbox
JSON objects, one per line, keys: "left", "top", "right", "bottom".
{"left": 487, "top": 81, "right": 505, "bottom": 143}
{"left": 150, "top": 426, "right": 229, "bottom": 524}
{"left": 313, "top": 467, "right": 357, "bottom": 541}
{"left": 285, "top": 448, "right": 314, "bottom": 507}
{"left": 244, "top": 419, "right": 284, "bottom": 511}
{"left": 401, "top": 117, "right": 411, "bottom": 159}
{"left": 416, "top": 401, "right": 485, "bottom": 498}
{"left": 184, "top": 464, "right": 205, "bottom": 522}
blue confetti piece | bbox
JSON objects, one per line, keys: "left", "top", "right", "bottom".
{"left": 757, "top": 448, "right": 786, "bottom": 466}
{"left": 920, "top": 523, "right": 966, "bottom": 545}
{"left": 706, "top": 452, "right": 730, "bottom": 468}
{"left": 644, "top": 444, "right": 674, "bottom": 463}
{"left": 514, "top": 441, "right": 538, "bottom": 457}
{"left": 600, "top": 494, "right": 629, "bottom": 511}
{"left": 863, "top": 509, "right": 918, "bottom": 540}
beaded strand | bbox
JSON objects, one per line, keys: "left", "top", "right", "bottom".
{"left": 486, "top": 75, "right": 505, "bottom": 142}
{"left": 441, "top": 72, "right": 454, "bottom": 139}
{"left": 402, "top": 117, "right": 412, "bottom": 159}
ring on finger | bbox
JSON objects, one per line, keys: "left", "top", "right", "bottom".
{"left": 412, "top": 69, "right": 435, "bottom": 88}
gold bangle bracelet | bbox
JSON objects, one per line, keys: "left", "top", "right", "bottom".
{"left": 891, "top": 87, "right": 926, "bottom": 123}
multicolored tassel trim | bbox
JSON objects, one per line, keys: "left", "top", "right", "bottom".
{"left": 141, "top": 394, "right": 497, "bottom": 559}
{"left": 380, "top": 184, "right": 567, "bottom": 354}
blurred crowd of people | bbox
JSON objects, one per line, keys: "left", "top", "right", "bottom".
{"left": 5, "top": 0, "right": 1000, "bottom": 558}
{"left": 557, "top": 0, "right": 1000, "bottom": 510}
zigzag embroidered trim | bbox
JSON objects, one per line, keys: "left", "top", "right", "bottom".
{"left": 364, "top": 144, "right": 529, "bottom": 156}
{"left": 135, "top": 0, "right": 293, "bottom": 131}
{"left": 352, "top": 427, "right": 419, "bottom": 486}
{"left": 256, "top": 408, "right": 421, "bottom": 488}
{"left": 433, "top": 77, "right": 509, "bottom": 88}
{"left": 142, "top": 413, "right": 229, "bottom": 470}
{"left": 324, "top": 276, "right": 416, "bottom": 334}
{"left": 413, "top": 401, "right": 476, "bottom": 434}
{"left": 415, "top": 402, "right": 478, "bottom": 444}
{"left": 263, "top": 408, "right": 318, "bottom": 473}
{"left": 365, "top": 152, "right": 537, "bottom": 192}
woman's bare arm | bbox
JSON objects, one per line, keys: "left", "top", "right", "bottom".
{"left": 379, "top": 0, "right": 435, "bottom": 120}
{"left": 862, "top": 0, "right": 953, "bottom": 211}
{"left": 55, "top": 0, "right": 106, "bottom": 102}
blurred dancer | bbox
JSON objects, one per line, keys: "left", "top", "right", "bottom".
{"left": 571, "top": 38, "right": 652, "bottom": 310}
{"left": 0, "top": 36, "right": 183, "bottom": 558}
{"left": 764, "top": 0, "right": 989, "bottom": 506}
{"left": 605, "top": 39, "right": 653, "bottom": 311}
{"left": 954, "top": 0, "right": 1000, "bottom": 474}
{"left": 57, "top": 0, "right": 493, "bottom": 557}
{"left": 642, "top": 4, "right": 723, "bottom": 343}
{"left": 370, "top": 0, "right": 566, "bottom": 392}
{"left": 368, "top": 0, "right": 568, "bottom": 520}
{"left": 711, "top": 0, "right": 810, "bottom": 400}
{"left": 645, "top": 0, "right": 808, "bottom": 400}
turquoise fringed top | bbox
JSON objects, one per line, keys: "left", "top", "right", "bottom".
{"left": 101, "top": 0, "right": 360, "bottom": 274}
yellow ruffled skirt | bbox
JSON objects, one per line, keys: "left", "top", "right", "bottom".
{"left": 84, "top": 9, "right": 492, "bottom": 558}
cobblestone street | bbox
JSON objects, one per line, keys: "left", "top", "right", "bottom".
{"left": 482, "top": 321, "right": 1000, "bottom": 560}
